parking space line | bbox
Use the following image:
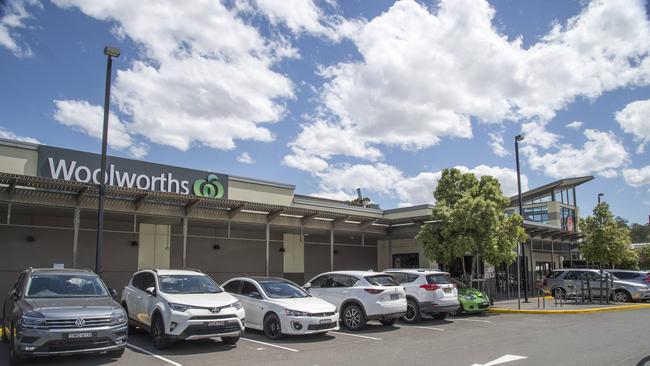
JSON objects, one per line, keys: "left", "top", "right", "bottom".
{"left": 240, "top": 337, "right": 300, "bottom": 352}
{"left": 454, "top": 318, "right": 492, "bottom": 323}
{"left": 411, "top": 326, "right": 445, "bottom": 331}
{"left": 126, "top": 343, "right": 182, "bottom": 366}
{"left": 330, "top": 331, "right": 382, "bottom": 340}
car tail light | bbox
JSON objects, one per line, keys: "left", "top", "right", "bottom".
{"left": 419, "top": 284, "right": 439, "bottom": 291}
{"left": 364, "top": 288, "right": 384, "bottom": 294}
{"left": 644, "top": 275, "right": 650, "bottom": 283}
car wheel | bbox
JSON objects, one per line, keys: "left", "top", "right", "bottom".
{"left": 9, "top": 323, "right": 23, "bottom": 366}
{"left": 221, "top": 336, "right": 240, "bottom": 345}
{"left": 107, "top": 347, "right": 125, "bottom": 358}
{"left": 402, "top": 299, "right": 421, "bottom": 323}
{"left": 614, "top": 290, "right": 632, "bottom": 303}
{"left": 151, "top": 314, "right": 170, "bottom": 350}
{"left": 552, "top": 288, "right": 566, "bottom": 299}
{"left": 263, "top": 313, "right": 282, "bottom": 340}
{"left": 433, "top": 312, "right": 448, "bottom": 320}
{"left": 342, "top": 303, "right": 366, "bottom": 331}
{"left": 379, "top": 318, "right": 396, "bottom": 326}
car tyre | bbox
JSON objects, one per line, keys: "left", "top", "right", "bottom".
{"left": 402, "top": 299, "right": 421, "bottom": 323}
{"left": 9, "top": 323, "right": 23, "bottom": 366}
{"left": 379, "top": 318, "right": 397, "bottom": 326}
{"left": 433, "top": 312, "right": 448, "bottom": 320}
{"left": 552, "top": 288, "right": 566, "bottom": 300}
{"left": 613, "top": 290, "right": 632, "bottom": 303}
{"left": 151, "top": 314, "right": 170, "bottom": 350}
{"left": 342, "top": 303, "right": 366, "bottom": 331}
{"left": 221, "top": 336, "right": 240, "bottom": 345}
{"left": 107, "top": 347, "right": 125, "bottom": 358}
{"left": 263, "top": 313, "right": 283, "bottom": 340}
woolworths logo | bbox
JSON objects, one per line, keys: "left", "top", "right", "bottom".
{"left": 193, "top": 174, "right": 225, "bottom": 198}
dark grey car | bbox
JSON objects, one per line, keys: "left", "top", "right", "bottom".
{"left": 605, "top": 269, "right": 650, "bottom": 285}
{"left": 1, "top": 268, "right": 127, "bottom": 365}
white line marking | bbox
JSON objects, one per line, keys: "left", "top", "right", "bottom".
{"left": 240, "top": 337, "right": 300, "bottom": 352}
{"left": 454, "top": 318, "right": 492, "bottom": 323}
{"left": 330, "top": 331, "right": 382, "bottom": 340}
{"left": 412, "top": 326, "right": 445, "bottom": 331}
{"left": 471, "top": 354, "right": 527, "bottom": 366}
{"left": 126, "top": 343, "right": 182, "bottom": 366}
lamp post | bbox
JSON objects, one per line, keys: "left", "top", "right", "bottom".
{"left": 515, "top": 134, "right": 529, "bottom": 307}
{"left": 597, "top": 193, "right": 604, "bottom": 205}
{"left": 95, "top": 46, "right": 120, "bottom": 275}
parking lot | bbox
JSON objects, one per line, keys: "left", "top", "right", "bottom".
{"left": 3, "top": 309, "right": 649, "bottom": 366}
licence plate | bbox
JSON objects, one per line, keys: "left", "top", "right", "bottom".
{"left": 66, "top": 332, "right": 93, "bottom": 339}
{"left": 206, "top": 321, "right": 225, "bottom": 327}
{"left": 319, "top": 319, "right": 332, "bottom": 324}
{"left": 443, "top": 288, "right": 451, "bottom": 293}
{"left": 390, "top": 293, "right": 400, "bottom": 300}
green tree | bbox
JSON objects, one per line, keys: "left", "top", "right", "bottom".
{"left": 416, "top": 168, "right": 527, "bottom": 284}
{"left": 630, "top": 223, "right": 650, "bottom": 243}
{"left": 638, "top": 246, "right": 650, "bottom": 269}
{"left": 580, "top": 203, "right": 634, "bottom": 268}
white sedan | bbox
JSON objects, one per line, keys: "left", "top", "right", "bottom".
{"left": 222, "top": 277, "right": 339, "bottom": 339}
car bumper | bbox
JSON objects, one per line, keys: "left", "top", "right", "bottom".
{"left": 15, "top": 323, "right": 127, "bottom": 357}
{"left": 282, "top": 314, "right": 340, "bottom": 335}
{"left": 459, "top": 299, "right": 490, "bottom": 312}
{"left": 419, "top": 300, "right": 460, "bottom": 314}
{"left": 167, "top": 308, "right": 245, "bottom": 340}
{"left": 366, "top": 299, "right": 407, "bottom": 319}
{"left": 632, "top": 291, "right": 650, "bottom": 301}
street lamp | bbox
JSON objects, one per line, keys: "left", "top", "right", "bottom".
{"left": 597, "top": 193, "right": 604, "bottom": 204}
{"left": 514, "top": 134, "right": 529, "bottom": 307}
{"left": 95, "top": 46, "right": 120, "bottom": 275}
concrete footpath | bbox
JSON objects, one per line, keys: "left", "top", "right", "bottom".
{"left": 488, "top": 296, "right": 650, "bottom": 314}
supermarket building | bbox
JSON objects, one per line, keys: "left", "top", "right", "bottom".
{"left": 0, "top": 138, "right": 591, "bottom": 294}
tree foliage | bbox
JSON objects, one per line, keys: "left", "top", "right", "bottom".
{"left": 580, "top": 203, "right": 635, "bottom": 268}
{"left": 416, "top": 168, "right": 527, "bottom": 281}
{"left": 638, "top": 246, "right": 650, "bottom": 269}
{"left": 630, "top": 223, "right": 650, "bottom": 243}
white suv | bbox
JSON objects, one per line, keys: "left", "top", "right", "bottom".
{"left": 121, "top": 269, "right": 245, "bottom": 349}
{"left": 304, "top": 271, "right": 406, "bottom": 331}
{"left": 384, "top": 269, "right": 459, "bottom": 323}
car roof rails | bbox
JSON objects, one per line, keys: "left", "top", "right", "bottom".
{"left": 137, "top": 268, "right": 158, "bottom": 273}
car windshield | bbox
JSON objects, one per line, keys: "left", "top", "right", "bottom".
{"left": 25, "top": 274, "right": 108, "bottom": 298}
{"left": 426, "top": 274, "right": 451, "bottom": 284}
{"left": 158, "top": 275, "right": 222, "bottom": 294}
{"left": 260, "top": 281, "right": 309, "bottom": 299}
{"left": 365, "top": 275, "right": 400, "bottom": 286}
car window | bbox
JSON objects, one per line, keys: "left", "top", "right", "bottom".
{"left": 612, "top": 272, "right": 636, "bottom": 280}
{"left": 547, "top": 271, "right": 563, "bottom": 279}
{"left": 140, "top": 272, "right": 156, "bottom": 291}
{"left": 260, "top": 281, "right": 309, "bottom": 299}
{"left": 13, "top": 272, "right": 27, "bottom": 296}
{"left": 426, "top": 274, "right": 451, "bottom": 284}
{"left": 223, "top": 280, "right": 241, "bottom": 294}
{"left": 564, "top": 271, "right": 583, "bottom": 280}
{"left": 388, "top": 272, "right": 407, "bottom": 284}
{"left": 25, "top": 274, "right": 109, "bottom": 298}
{"left": 365, "top": 275, "right": 399, "bottom": 286}
{"left": 331, "top": 274, "right": 358, "bottom": 287}
{"left": 131, "top": 273, "right": 145, "bottom": 290}
{"left": 407, "top": 274, "right": 420, "bottom": 283}
{"left": 240, "top": 281, "right": 260, "bottom": 297}
{"left": 158, "top": 275, "right": 222, "bottom": 294}
{"left": 310, "top": 275, "right": 331, "bottom": 288}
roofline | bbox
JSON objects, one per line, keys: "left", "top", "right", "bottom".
{"left": 229, "top": 175, "right": 295, "bottom": 190}
{"left": 509, "top": 176, "right": 594, "bottom": 202}
{"left": 0, "top": 137, "right": 39, "bottom": 150}
{"left": 383, "top": 204, "right": 434, "bottom": 214}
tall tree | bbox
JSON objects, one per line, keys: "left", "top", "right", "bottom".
{"left": 638, "top": 246, "right": 650, "bottom": 269}
{"left": 630, "top": 223, "right": 650, "bottom": 243}
{"left": 580, "top": 203, "right": 635, "bottom": 268}
{"left": 416, "top": 168, "right": 527, "bottom": 285}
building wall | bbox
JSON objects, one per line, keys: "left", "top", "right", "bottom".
{"left": 0, "top": 144, "right": 37, "bottom": 176}
{"left": 227, "top": 177, "right": 294, "bottom": 206}
{"left": 377, "top": 238, "right": 436, "bottom": 270}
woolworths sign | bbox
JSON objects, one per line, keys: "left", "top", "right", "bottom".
{"left": 37, "top": 145, "right": 228, "bottom": 199}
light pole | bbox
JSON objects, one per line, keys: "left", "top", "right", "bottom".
{"left": 95, "top": 46, "right": 120, "bottom": 275}
{"left": 597, "top": 193, "right": 604, "bottom": 205}
{"left": 515, "top": 134, "right": 529, "bottom": 307}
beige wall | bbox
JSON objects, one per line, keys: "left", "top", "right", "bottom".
{"left": 138, "top": 224, "right": 171, "bottom": 270}
{"left": 228, "top": 177, "right": 294, "bottom": 206}
{"left": 0, "top": 145, "right": 37, "bottom": 176}
{"left": 283, "top": 233, "right": 304, "bottom": 273}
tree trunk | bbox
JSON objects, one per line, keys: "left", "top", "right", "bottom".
{"left": 461, "top": 255, "right": 468, "bottom": 286}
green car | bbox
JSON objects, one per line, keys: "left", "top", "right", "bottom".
{"left": 450, "top": 279, "right": 491, "bottom": 314}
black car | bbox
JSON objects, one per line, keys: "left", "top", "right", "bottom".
{"left": 2, "top": 268, "right": 127, "bottom": 365}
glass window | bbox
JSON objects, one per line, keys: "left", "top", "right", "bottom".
{"left": 26, "top": 274, "right": 109, "bottom": 298}
{"left": 223, "top": 280, "right": 241, "bottom": 294}
{"left": 158, "top": 275, "right": 222, "bottom": 294}
{"left": 387, "top": 272, "right": 407, "bottom": 283}
{"left": 365, "top": 275, "right": 399, "bottom": 286}
{"left": 331, "top": 274, "right": 358, "bottom": 287}
{"left": 522, "top": 206, "right": 549, "bottom": 224}
{"left": 141, "top": 272, "right": 156, "bottom": 291}
{"left": 561, "top": 207, "right": 576, "bottom": 231}
{"left": 407, "top": 274, "right": 420, "bottom": 283}
{"left": 240, "top": 281, "right": 260, "bottom": 297}
{"left": 260, "top": 281, "right": 309, "bottom": 299}
{"left": 426, "top": 274, "right": 451, "bottom": 284}
{"left": 310, "top": 275, "right": 331, "bottom": 288}
{"left": 564, "top": 271, "right": 583, "bottom": 280}
{"left": 547, "top": 271, "right": 562, "bottom": 279}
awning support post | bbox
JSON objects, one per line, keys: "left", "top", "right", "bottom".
{"left": 330, "top": 225, "right": 334, "bottom": 271}
{"left": 73, "top": 207, "right": 80, "bottom": 268}
{"left": 266, "top": 223, "right": 270, "bottom": 276}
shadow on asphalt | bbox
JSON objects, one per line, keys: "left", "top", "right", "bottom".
{"left": 242, "top": 328, "right": 337, "bottom": 344}
{"left": 127, "top": 333, "right": 237, "bottom": 357}
{"left": 0, "top": 343, "right": 121, "bottom": 366}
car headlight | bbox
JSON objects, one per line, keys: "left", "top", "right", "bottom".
{"left": 19, "top": 315, "right": 47, "bottom": 329}
{"left": 169, "top": 303, "right": 190, "bottom": 312}
{"left": 231, "top": 301, "right": 242, "bottom": 310}
{"left": 110, "top": 309, "right": 127, "bottom": 325}
{"left": 285, "top": 309, "right": 310, "bottom": 317}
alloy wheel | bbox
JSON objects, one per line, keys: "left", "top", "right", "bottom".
{"left": 404, "top": 303, "right": 417, "bottom": 322}
{"left": 345, "top": 308, "right": 361, "bottom": 329}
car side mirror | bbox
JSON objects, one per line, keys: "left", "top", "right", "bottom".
{"left": 109, "top": 288, "right": 118, "bottom": 299}
{"left": 145, "top": 287, "right": 156, "bottom": 297}
{"left": 249, "top": 291, "right": 262, "bottom": 299}
{"left": 303, "top": 283, "right": 311, "bottom": 291}
{"left": 9, "top": 290, "right": 19, "bottom": 301}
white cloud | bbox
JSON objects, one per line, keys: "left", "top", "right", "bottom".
{"left": 488, "top": 132, "right": 510, "bottom": 157}
{"left": 53, "top": 99, "right": 148, "bottom": 158}
{"left": 566, "top": 121, "right": 583, "bottom": 130}
{"left": 52, "top": 0, "right": 294, "bottom": 155}
{"left": 0, "top": 0, "right": 41, "bottom": 57}
{"left": 525, "top": 129, "right": 629, "bottom": 179}
{"left": 286, "top": 0, "right": 650, "bottom": 166}
{"left": 615, "top": 99, "right": 650, "bottom": 153}
{"left": 237, "top": 152, "right": 255, "bottom": 164}
{"left": 310, "top": 190, "right": 355, "bottom": 201}
{"left": 623, "top": 166, "right": 650, "bottom": 187}
{"left": 0, "top": 126, "right": 39, "bottom": 144}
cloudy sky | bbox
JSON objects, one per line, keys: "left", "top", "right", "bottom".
{"left": 1, "top": 0, "right": 649, "bottom": 223}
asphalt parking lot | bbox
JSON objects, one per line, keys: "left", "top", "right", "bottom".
{"left": 3, "top": 310, "right": 649, "bottom": 366}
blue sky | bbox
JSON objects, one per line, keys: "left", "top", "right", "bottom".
{"left": 1, "top": 0, "right": 649, "bottom": 224}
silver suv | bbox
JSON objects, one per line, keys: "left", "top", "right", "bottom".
{"left": 2, "top": 268, "right": 127, "bottom": 365}
{"left": 543, "top": 269, "right": 650, "bottom": 303}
